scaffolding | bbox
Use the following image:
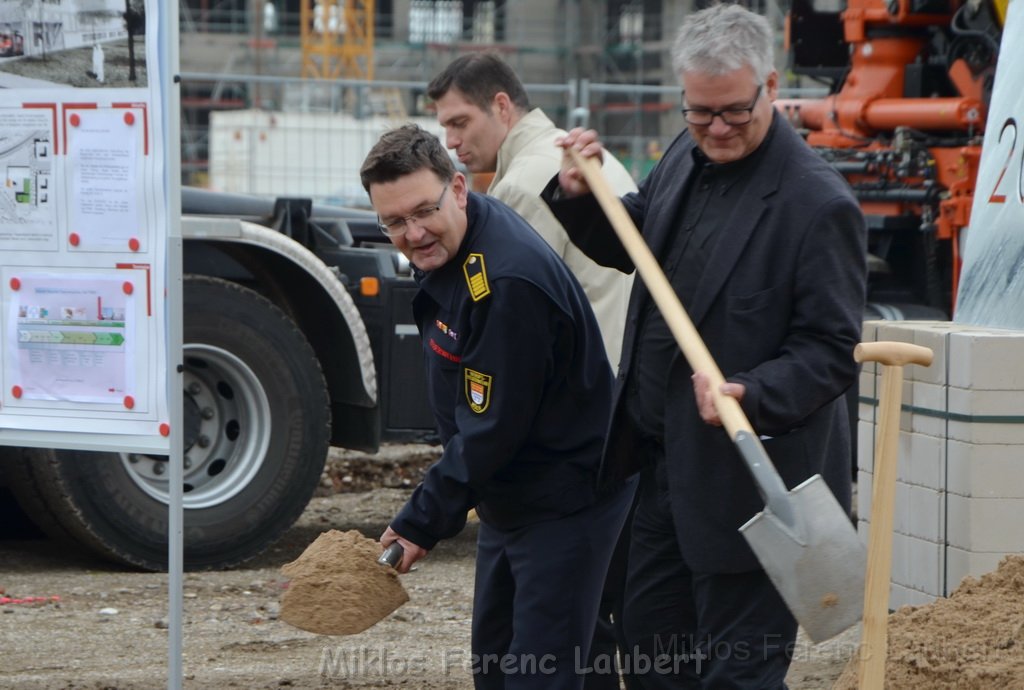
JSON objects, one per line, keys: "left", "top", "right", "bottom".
{"left": 300, "top": 0, "right": 376, "bottom": 80}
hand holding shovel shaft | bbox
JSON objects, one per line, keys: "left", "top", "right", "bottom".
{"left": 566, "top": 150, "right": 786, "bottom": 512}
{"left": 566, "top": 149, "right": 750, "bottom": 439}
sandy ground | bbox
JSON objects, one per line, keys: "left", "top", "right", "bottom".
{"left": 0, "top": 444, "right": 856, "bottom": 689}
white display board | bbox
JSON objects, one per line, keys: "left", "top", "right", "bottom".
{"left": 0, "top": 1, "right": 171, "bottom": 453}
{"left": 3, "top": 3, "right": 184, "bottom": 687}
{"left": 955, "top": 0, "right": 1024, "bottom": 328}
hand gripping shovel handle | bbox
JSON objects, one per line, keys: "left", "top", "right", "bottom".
{"left": 567, "top": 149, "right": 795, "bottom": 528}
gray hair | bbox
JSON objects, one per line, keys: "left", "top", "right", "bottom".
{"left": 670, "top": 4, "right": 774, "bottom": 83}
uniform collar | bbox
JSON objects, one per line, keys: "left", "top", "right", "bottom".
{"left": 493, "top": 109, "right": 558, "bottom": 183}
{"left": 415, "top": 193, "right": 486, "bottom": 303}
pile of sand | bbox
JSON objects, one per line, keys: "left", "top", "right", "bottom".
{"left": 835, "top": 555, "right": 1024, "bottom": 688}
{"left": 279, "top": 529, "right": 409, "bottom": 636}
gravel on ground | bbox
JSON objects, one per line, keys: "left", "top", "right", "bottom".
{"left": 0, "top": 444, "right": 856, "bottom": 689}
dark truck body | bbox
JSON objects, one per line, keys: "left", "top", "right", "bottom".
{"left": 0, "top": 188, "right": 435, "bottom": 570}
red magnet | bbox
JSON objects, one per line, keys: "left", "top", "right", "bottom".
{"left": 69, "top": 232, "right": 80, "bottom": 247}
{"left": 128, "top": 237, "right": 140, "bottom": 251}
{"left": 124, "top": 112, "right": 135, "bottom": 126}
{"left": 69, "top": 113, "right": 81, "bottom": 127}
{"left": 11, "top": 385, "right": 23, "bottom": 399}
{"left": 123, "top": 395, "right": 135, "bottom": 410}
{"left": 159, "top": 422, "right": 171, "bottom": 437}
{"left": 9, "top": 277, "right": 20, "bottom": 291}
{"left": 122, "top": 281, "right": 134, "bottom": 295}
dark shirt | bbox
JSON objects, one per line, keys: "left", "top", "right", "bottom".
{"left": 627, "top": 123, "right": 778, "bottom": 439}
{"left": 390, "top": 193, "right": 614, "bottom": 549}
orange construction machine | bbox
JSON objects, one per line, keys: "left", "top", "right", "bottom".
{"left": 778, "top": 0, "right": 1007, "bottom": 317}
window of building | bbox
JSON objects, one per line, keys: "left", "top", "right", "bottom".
{"left": 618, "top": 2, "right": 643, "bottom": 44}
{"left": 608, "top": 0, "right": 661, "bottom": 44}
{"left": 471, "top": 0, "right": 496, "bottom": 44}
{"left": 409, "top": 0, "right": 462, "bottom": 43}
{"left": 408, "top": 0, "right": 503, "bottom": 44}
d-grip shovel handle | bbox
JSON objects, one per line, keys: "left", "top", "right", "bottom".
{"left": 567, "top": 149, "right": 794, "bottom": 524}
{"left": 378, "top": 542, "right": 404, "bottom": 569}
{"left": 854, "top": 341, "right": 934, "bottom": 368}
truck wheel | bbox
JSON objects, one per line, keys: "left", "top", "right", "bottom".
{"left": 6, "top": 276, "right": 330, "bottom": 570}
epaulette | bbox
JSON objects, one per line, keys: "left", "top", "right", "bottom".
{"left": 463, "top": 253, "right": 491, "bottom": 301}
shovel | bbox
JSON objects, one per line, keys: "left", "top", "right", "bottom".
{"left": 853, "top": 341, "right": 933, "bottom": 688}
{"left": 568, "top": 148, "right": 867, "bottom": 642}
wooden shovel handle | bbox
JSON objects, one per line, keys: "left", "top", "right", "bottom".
{"left": 854, "top": 339, "right": 932, "bottom": 689}
{"left": 854, "top": 341, "right": 934, "bottom": 367}
{"left": 567, "top": 148, "right": 753, "bottom": 438}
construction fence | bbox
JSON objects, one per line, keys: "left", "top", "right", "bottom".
{"left": 181, "top": 72, "right": 823, "bottom": 208}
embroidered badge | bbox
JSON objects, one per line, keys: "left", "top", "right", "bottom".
{"left": 464, "top": 368, "right": 492, "bottom": 413}
{"left": 463, "top": 253, "right": 491, "bottom": 302}
{"left": 429, "top": 338, "right": 461, "bottom": 363}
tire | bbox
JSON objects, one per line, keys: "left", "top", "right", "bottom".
{"left": 6, "top": 276, "right": 331, "bottom": 570}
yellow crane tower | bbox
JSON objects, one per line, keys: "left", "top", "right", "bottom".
{"left": 300, "top": 0, "right": 375, "bottom": 81}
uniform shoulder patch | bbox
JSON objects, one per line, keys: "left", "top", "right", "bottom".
{"left": 464, "top": 368, "right": 492, "bottom": 414}
{"left": 463, "top": 253, "right": 491, "bottom": 302}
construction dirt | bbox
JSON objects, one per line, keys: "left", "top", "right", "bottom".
{"left": 7, "top": 442, "right": 1013, "bottom": 689}
{"left": 834, "top": 555, "right": 1024, "bottom": 689}
{"left": 279, "top": 530, "right": 408, "bottom": 637}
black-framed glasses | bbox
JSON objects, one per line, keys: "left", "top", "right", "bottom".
{"left": 681, "top": 85, "right": 763, "bottom": 126}
{"left": 378, "top": 184, "right": 449, "bottom": 237}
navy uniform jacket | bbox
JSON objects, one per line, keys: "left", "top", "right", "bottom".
{"left": 390, "top": 192, "right": 614, "bottom": 550}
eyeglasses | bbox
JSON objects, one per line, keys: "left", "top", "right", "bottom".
{"left": 681, "top": 85, "right": 763, "bottom": 126}
{"left": 378, "top": 184, "right": 449, "bottom": 237}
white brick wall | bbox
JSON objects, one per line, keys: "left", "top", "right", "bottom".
{"left": 857, "top": 321, "right": 1024, "bottom": 608}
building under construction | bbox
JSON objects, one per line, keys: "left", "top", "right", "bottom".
{"left": 0, "top": 0, "right": 129, "bottom": 59}
{"left": 179, "top": 1, "right": 786, "bottom": 188}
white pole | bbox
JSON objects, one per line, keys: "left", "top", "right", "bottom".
{"left": 159, "top": 0, "right": 185, "bottom": 687}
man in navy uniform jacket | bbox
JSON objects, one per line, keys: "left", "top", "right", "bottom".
{"left": 360, "top": 124, "right": 636, "bottom": 689}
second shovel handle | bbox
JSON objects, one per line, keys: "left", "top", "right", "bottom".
{"left": 567, "top": 148, "right": 753, "bottom": 439}
{"left": 854, "top": 341, "right": 934, "bottom": 367}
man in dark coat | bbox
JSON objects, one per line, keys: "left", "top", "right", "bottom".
{"left": 544, "top": 5, "right": 867, "bottom": 688}
{"left": 361, "top": 124, "right": 636, "bottom": 689}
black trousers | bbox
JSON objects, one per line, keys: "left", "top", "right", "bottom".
{"left": 622, "top": 462, "right": 797, "bottom": 690}
{"left": 471, "top": 477, "right": 637, "bottom": 690}
{"left": 583, "top": 492, "right": 640, "bottom": 690}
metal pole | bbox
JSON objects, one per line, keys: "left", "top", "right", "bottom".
{"left": 160, "top": 0, "right": 185, "bottom": 687}
{"left": 252, "top": 0, "right": 264, "bottom": 107}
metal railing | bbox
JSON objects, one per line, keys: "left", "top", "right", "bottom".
{"left": 178, "top": 6, "right": 570, "bottom": 48}
{"left": 179, "top": 72, "right": 827, "bottom": 204}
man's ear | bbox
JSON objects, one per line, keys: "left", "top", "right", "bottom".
{"left": 452, "top": 172, "right": 470, "bottom": 207}
{"left": 765, "top": 70, "right": 780, "bottom": 101}
{"left": 492, "top": 92, "right": 514, "bottom": 123}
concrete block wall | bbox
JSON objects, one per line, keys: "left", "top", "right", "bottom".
{"left": 857, "top": 321, "right": 1024, "bottom": 609}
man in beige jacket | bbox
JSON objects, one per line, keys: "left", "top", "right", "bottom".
{"left": 428, "top": 53, "right": 639, "bottom": 690}
{"left": 428, "top": 53, "right": 637, "bottom": 371}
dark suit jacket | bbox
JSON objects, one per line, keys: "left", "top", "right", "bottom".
{"left": 544, "top": 114, "right": 867, "bottom": 572}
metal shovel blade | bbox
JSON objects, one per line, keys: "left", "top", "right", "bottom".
{"left": 740, "top": 474, "right": 866, "bottom": 643}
